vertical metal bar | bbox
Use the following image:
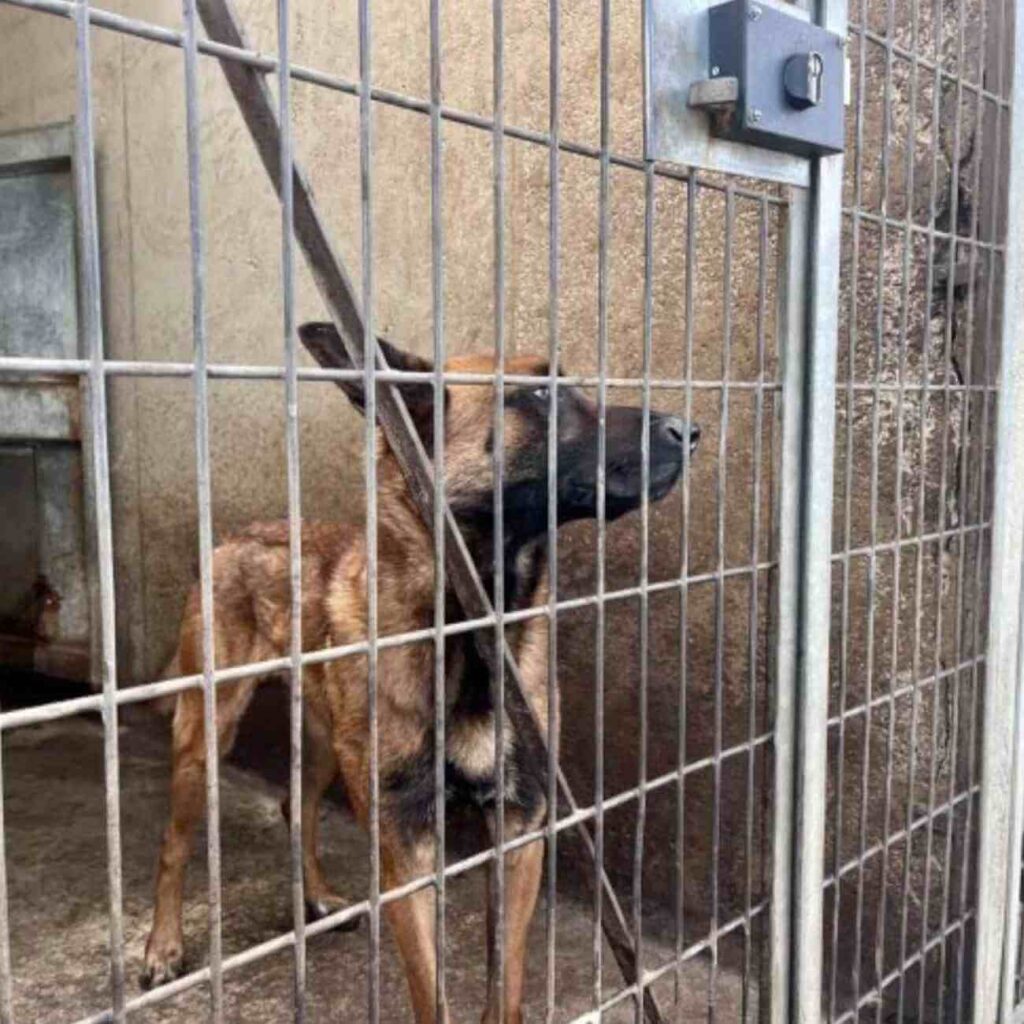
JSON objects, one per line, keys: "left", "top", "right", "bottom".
{"left": 73, "top": 1, "right": 126, "bottom": 1018}
{"left": 593, "top": 0, "right": 611, "bottom": 1012}
{"left": 744, "top": 197, "right": 769, "bottom": 1024}
{"left": 544, "top": 0, "right": 561, "bottom": 1018}
{"left": 676, "top": 172, "right": 698, "bottom": 1024}
{"left": 971, "top": 0, "right": 1009, "bottom": 1012}
{"left": 959, "top": 6, "right": 1006, "bottom": 1014}
{"left": 0, "top": 737, "right": 10, "bottom": 1024}
{"left": 709, "top": 185, "right": 735, "bottom": 1024}
{"left": 429, "top": 0, "right": 447, "bottom": 1016}
{"left": 357, "top": 0, "right": 381, "bottom": 1017}
{"left": 916, "top": 0, "right": 968, "bottom": 1013}
{"left": 182, "top": 0, "right": 223, "bottom": 1018}
{"left": 790, "top": 0, "right": 847, "bottom": 1018}
{"left": 882, "top": 0, "right": 943, "bottom": 1013}
{"left": 1003, "top": 556, "right": 1024, "bottom": 1018}
{"left": 633, "top": 159, "right": 654, "bottom": 1024}
{"left": 491, "top": 0, "right": 508, "bottom": 1019}
{"left": 993, "top": 0, "right": 1024, "bottom": 1010}
{"left": 881, "top": 0, "right": 920, "bottom": 1012}
{"left": 771, "top": 180, "right": 810, "bottom": 1024}
{"left": 940, "top": 11, "right": 987, "bottom": 1016}
{"left": 848, "top": 3, "right": 897, "bottom": 1018}
{"left": 828, "top": 0, "right": 866, "bottom": 1010}
{"left": 276, "top": 0, "right": 306, "bottom": 1016}
{"left": 991, "top": 7, "right": 1019, "bottom": 1011}
{"left": 861, "top": 3, "right": 896, "bottom": 1018}
{"left": 974, "top": 0, "right": 1024, "bottom": 1012}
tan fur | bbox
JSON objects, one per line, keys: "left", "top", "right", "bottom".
{"left": 143, "top": 355, "right": 555, "bottom": 1024}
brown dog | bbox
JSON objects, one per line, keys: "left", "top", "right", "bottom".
{"left": 141, "top": 322, "right": 699, "bottom": 1022}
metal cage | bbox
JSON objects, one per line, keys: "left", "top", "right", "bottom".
{"left": 0, "top": 0, "right": 1023, "bottom": 1021}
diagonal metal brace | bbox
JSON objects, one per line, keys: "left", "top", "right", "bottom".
{"left": 195, "top": 1, "right": 665, "bottom": 1020}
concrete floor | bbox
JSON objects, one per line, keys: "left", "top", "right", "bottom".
{"left": 2, "top": 709, "right": 758, "bottom": 1023}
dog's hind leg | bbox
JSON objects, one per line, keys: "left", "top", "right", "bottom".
{"left": 141, "top": 674, "right": 258, "bottom": 988}
{"left": 279, "top": 684, "right": 359, "bottom": 929}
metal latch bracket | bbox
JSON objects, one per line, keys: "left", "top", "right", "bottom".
{"left": 644, "top": 0, "right": 845, "bottom": 185}
{"left": 691, "top": 0, "right": 846, "bottom": 157}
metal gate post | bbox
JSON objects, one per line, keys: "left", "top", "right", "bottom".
{"left": 772, "top": 182, "right": 808, "bottom": 1024}
{"left": 974, "top": 3, "right": 1024, "bottom": 1020}
{"left": 999, "top": 552, "right": 1024, "bottom": 1023}
{"left": 781, "top": 3, "right": 847, "bottom": 1023}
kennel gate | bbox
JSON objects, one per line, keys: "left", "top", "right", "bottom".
{"left": 0, "top": 0, "right": 1023, "bottom": 1021}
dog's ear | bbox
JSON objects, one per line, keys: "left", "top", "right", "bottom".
{"left": 299, "top": 321, "right": 435, "bottom": 420}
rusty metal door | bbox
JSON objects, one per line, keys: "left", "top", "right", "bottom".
{"left": 0, "top": 121, "right": 92, "bottom": 683}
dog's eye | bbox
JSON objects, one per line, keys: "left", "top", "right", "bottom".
{"left": 532, "top": 386, "right": 550, "bottom": 401}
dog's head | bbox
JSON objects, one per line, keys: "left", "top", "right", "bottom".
{"left": 300, "top": 322, "right": 699, "bottom": 537}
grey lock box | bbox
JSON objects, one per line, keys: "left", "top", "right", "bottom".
{"left": 702, "top": 0, "right": 845, "bottom": 157}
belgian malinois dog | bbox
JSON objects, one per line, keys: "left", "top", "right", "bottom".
{"left": 142, "top": 321, "right": 700, "bottom": 1022}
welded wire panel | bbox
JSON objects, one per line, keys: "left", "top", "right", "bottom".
{"left": 822, "top": 0, "right": 1009, "bottom": 1020}
{"left": 0, "top": 1, "right": 796, "bottom": 1022}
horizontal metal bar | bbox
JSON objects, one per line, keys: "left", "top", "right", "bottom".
{"left": 0, "top": 355, "right": 784, "bottom": 392}
{"left": 840, "top": 206, "right": 1007, "bottom": 252}
{"left": 846, "top": 21, "right": 1011, "bottom": 107}
{"left": 0, "top": 348, "right": 1000, "bottom": 394}
{"left": 829, "top": 912, "right": 976, "bottom": 1024}
{"left": 825, "top": 655, "right": 986, "bottom": 727}
{"left": 842, "top": 381, "right": 1000, "bottom": 393}
{"left": 821, "top": 784, "right": 981, "bottom": 888}
{"left": 0, "top": 561, "right": 777, "bottom": 731}
{"left": 560, "top": 902, "right": 770, "bottom": 1024}
{"left": 831, "top": 522, "right": 991, "bottom": 563}
{"left": 0, "top": 0, "right": 789, "bottom": 207}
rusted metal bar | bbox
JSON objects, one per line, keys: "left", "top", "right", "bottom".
{"left": 194, "top": 0, "right": 665, "bottom": 1018}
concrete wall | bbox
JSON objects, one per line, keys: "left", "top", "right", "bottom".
{"left": 0, "top": 0, "right": 999, "bottom": 1008}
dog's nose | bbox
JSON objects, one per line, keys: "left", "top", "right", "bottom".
{"left": 655, "top": 416, "right": 700, "bottom": 450}
{"left": 657, "top": 415, "right": 686, "bottom": 445}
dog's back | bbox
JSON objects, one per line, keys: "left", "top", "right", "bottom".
{"left": 173, "top": 519, "right": 355, "bottom": 678}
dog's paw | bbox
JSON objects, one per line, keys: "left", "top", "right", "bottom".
{"left": 305, "top": 893, "right": 361, "bottom": 933}
{"left": 140, "top": 940, "right": 186, "bottom": 990}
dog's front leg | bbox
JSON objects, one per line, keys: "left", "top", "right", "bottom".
{"left": 483, "top": 811, "right": 545, "bottom": 1024}
{"left": 142, "top": 696, "right": 207, "bottom": 988}
{"left": 381, "top": 833, "right": 449, "bottom": 1024}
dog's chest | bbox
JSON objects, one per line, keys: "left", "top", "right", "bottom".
{"left": 442, "top": 637, "right": 506, "bottom": 799}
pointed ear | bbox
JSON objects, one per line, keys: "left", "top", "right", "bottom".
{"left": 375, "top": 337, "right": 436, "bottom": 425}
{"left": 299, "top": 321, "right": 435, "bottom": 420}
{"left": 299, "top": 321, "right": 362, "bottom": 407}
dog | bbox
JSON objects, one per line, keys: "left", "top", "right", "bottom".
{"left": 141, "top": 321, "right": 700, "bottom": 1022}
